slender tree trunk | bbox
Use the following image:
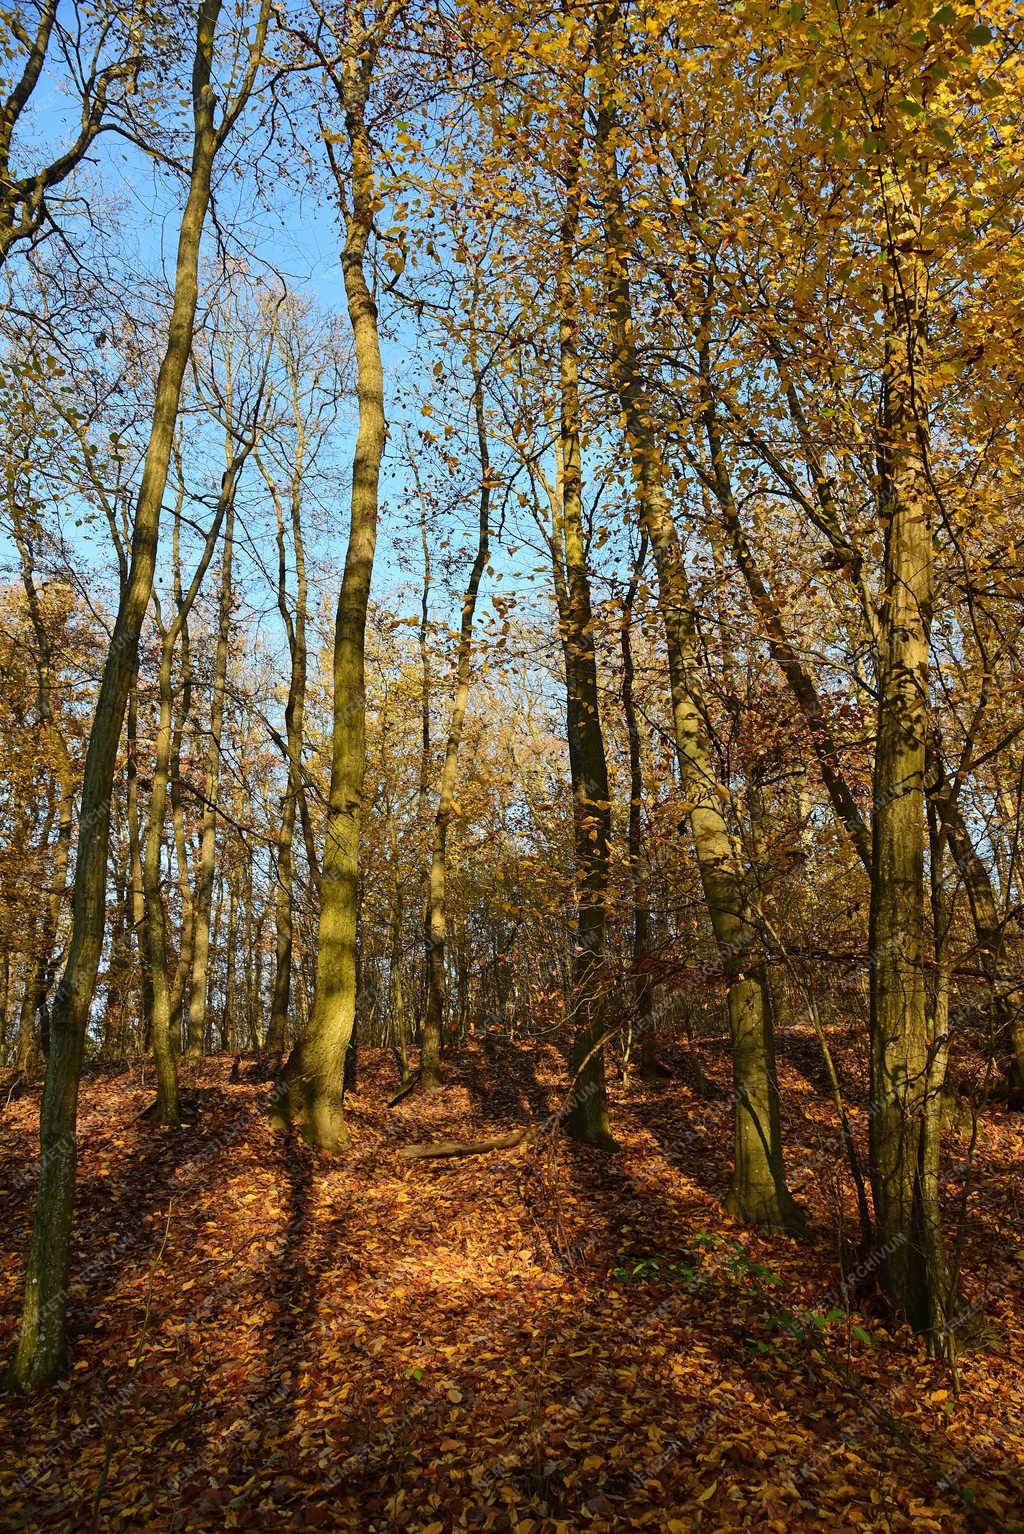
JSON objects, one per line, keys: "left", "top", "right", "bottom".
{"left": 221, "top": 878, "right": 237, "bottom": 1052}
{"left": 421, "top": 341, "right": 490, "bottom": 1093}
{"left": 388, "top": 819, "right": 411, "bottom": 1081}
{"left": 141, "top": 635, "right": 184, "bottom": 1125}
{"left": 620, "top": 533, "right": 665, "bottom": 1082}
{"left": 408, "top": 430, "right": 433, "bottom": 1049}
{"left": 595, "top": 18, "right": 802, "bottom": 1228}
{"left": 126, "top": 688, "right": 152, "bottom": 1046}
{"left": 185, "top": 499, "right": 234, "bottom": 1059}
{"left": 272, "top": 30, "right": 399, "bottom": 1148}
{"left": 103, "top": 855, "right": 131, "bottom": 1058}
{"left": 0, "top": 949, "right": 9, "bottom": 1058}
{"left": 551, "top": 152, "right": 615, "bottom": 1146}
{"left": 168, "top": 492, "right": 196, "bottom": 1044}
{"left": 142, "top": 470, "right": 235, "bottom": 1120}
{"left": 7, "top": 3, "right": 232, "bottom": 1388}
{"left": 266, "top": 463, "right": 309, "bottom": 1055}
{"left": 924, "top": 803, "right": 954, "bottom": 1358}
{"left": 11, "top": 528, "right": 76, "bottom": 1050}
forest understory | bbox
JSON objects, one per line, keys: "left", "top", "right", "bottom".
{"left": 1, "top": 1034, "right": 1022, "bottom": 1534}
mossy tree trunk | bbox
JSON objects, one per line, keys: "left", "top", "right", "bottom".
{"left": 868, "top": 173, "right": 946, "bottom": 1331}
{"left": 6, "top": 0, "right": 272, "bottom": 1391}
{"left": 596, "top": 10, "right": 801, "bottom": 1227}
{"left": 550, "top": 136, "right": 615, "bottom": 1147}
{"left": 272, "top": 7, "right": 405, "bottom": 1148}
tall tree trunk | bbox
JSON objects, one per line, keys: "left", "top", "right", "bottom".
{"left": 11, "top": 526, "right": 76, "bottom": 1050}
{"left": 272, "top": 14, "right": 403, "bottom": 1148}
{"left": 595, "top": 15, "right": 802, "bottom": 1229}
{"left": 619, "top": 533, "right": 664, "bottom": 1081}
{"left": 265, "top": 454, "right": 309, "bottom": 1056}
{"left": 126, "top": 687, "right": 152, "bottom": 1046}
{"left": 421, "top": 339, "right": 490, "bottom": 1093}
{"left": 868, "top": 173, "right": 944, "bottom": 1330}
{"left": 551, "top": 147, "right": 615, "bottom": 1146}
{"left": 168, "top": 481, "right": 196, "bottom": 1045}
{"left": 5, "top": 0, "right": 271, "bottom": 1387}
{"left": 142, "top": 468, "right": 235, "bottom": 1120}
{"left": 221, "top": 877, "right": 237, "bottom": 1052}
{"left": 141, "top": 636, "right": 184, "bottom": 1125}
{"left": 185, "top": 498, "right": 235, "bottom": 1059}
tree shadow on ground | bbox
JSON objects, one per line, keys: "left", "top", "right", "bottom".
{"left": 457, "top": 1038, "right": 559, "bottom": 1126}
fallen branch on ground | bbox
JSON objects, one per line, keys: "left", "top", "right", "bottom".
{"left": 388, "top": 1070, "right": 422, "bottom": 1108}
{"left": 398, "top": 1126, "right": 535, "bottom": 1161}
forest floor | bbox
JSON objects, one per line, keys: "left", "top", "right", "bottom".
{"left": 1, "top": 1031, "right": 1022, "bottom": 1533}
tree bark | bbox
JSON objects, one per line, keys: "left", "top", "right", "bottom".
{"left": 551, "top": 144, "right": 615, "bottom": 1147}
{"left": 619, "top": 533, "right": 666, "bottom": 1082}
{"left": 271, "top": 12, "right": 404, "bottom": 1148}
{"left": 185, "top": 495, "right": 235, "bottom": 1060}
{"left": 868, "top": 174, "right": 944, "bottom": 1330}
{"left": 264, "top": 421, "right": 310, "bottom": 1056}
{"left": 595, "top": 9, "right": 801, "bottom": 1227}
{"left": 142, "top": 469, "right": 235, "bottom": 1120}
{"left": 421, "top": 332, "right": 490, "bottom": 1093}
{"left": 6, "top": 0, "right": 271, "bottom": 1390}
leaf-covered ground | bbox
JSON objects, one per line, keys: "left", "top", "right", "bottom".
{"left": 1, "top": 1033, "right": 1022, "bottom": 1532}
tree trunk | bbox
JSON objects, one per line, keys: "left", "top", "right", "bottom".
{"left": 595, "top": 20, "right": 801, "bottom": 1228}
{"left": 619, "top": 533, "right": 665, "bottom": 1083}
{"left": 265, "top": 450, "right": 309, "bottom": 1055}
{"left": 868, "top": 181, "right": 944, "bottom": 1329}
{"left": 926, "top": 737, "right": 1024, "bottom": 1092}
{"left": 141, "top": 628, "right": 183, "bottom": 1126}
{"left": 221, "top": 877, "right": 237, "bottom": 1052}
{"left": 7, "top": 0, "right": 229, "bottom": 1391}
{"left": 11, "top": 526, "right": 76, "bottom": 1052}
{"left": 185, "top": 498, "right": 235, "bottom": 1059}
{"left": 552, "top": 150, "right": 615, "bottom": 1147}
{"left": 143, "top": 468, "right": 235, "bottom": 1120}
{"left": 421, "top": 335, "right": 490, "bottom": 1093}
{"left": 271, "top": 34, "right": 396, "bottom": 1149}
{"left": 126, "top": 688, "right": 152, "bottom": 1047}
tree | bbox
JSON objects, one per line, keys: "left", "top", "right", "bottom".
{"left": 7, "top": 0, "right": 273, "bottom": 1391}
{"left": 271, "top": 0, "right": 407, "bottom": 1150}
